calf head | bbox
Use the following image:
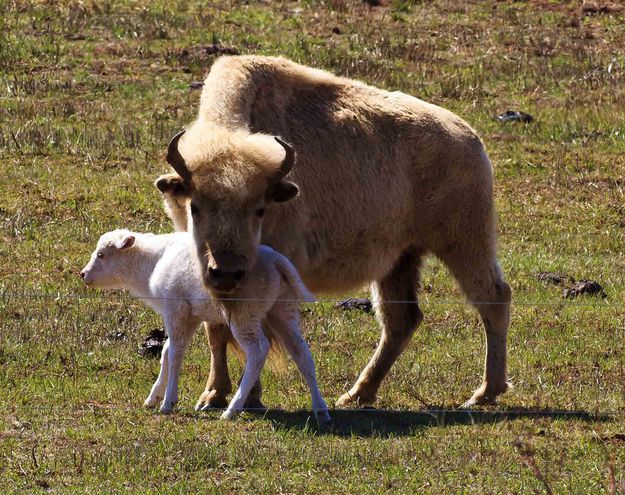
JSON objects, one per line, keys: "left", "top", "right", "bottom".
{"left": 81, "top": 230, "right": 136, "bottom": 289}
{"left": 156, "top": 128, "right": 298, "bottom": 294}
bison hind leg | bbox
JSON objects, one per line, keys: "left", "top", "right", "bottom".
{"left": 436, "top": 243, "right": 512, "bottom": 408}
{"left": 336, "top": 248, "right": 424, "bottom": 407}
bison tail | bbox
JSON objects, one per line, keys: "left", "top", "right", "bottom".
{"left": 226, "top": 321, "right": 288, "bottom": 374}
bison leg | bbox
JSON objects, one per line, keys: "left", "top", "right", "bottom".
{"left": 336, "top": 249, "right": 423, "bottom": 407}
{"left": 196, "top": 323, "right": 232, "bottom": 410}
{"left": 195, "top": 323, "right": 265, "bottom": 411}
{"left": 438, "top": 248, "right": 512, "bottom": 408}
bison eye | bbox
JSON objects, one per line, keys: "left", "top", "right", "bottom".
{"left": 190, "top": 203, "right": 199, "bottom": 216}
{"left": 255, "top": 208, "right": 265, "bottom": 218}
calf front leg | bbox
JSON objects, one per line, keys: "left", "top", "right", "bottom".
{"left": 161, "top": 320, "right": 193, "bottom": 414}
{"left": 221, "top": 325, "right": 270, "bottom": 420}
{"left": 144, "top": 339, "right": 170, "bottom": 408}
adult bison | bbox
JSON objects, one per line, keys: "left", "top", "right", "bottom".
{"left": 156, "top": 55, "right": 512, "bottom": 410}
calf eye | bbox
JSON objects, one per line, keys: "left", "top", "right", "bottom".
{"left": 255, "top": 208, "right": 265, "bottom": 218}
{"left": 97, "top": 252, "right": 104, "bottom": 259}
{"left": 190, "top": 203, "right": 199, "bottom": 216}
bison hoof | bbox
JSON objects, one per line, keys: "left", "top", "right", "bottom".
{"left": 195, "top": 389, "right": 229, "bottom": 411}
{"left": 335, "top": 390, "right": 376, "bottom": 408}
{"left": 460, "top": 381, "right": 512, "bottom": 409}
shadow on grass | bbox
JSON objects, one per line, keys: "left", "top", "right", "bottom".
{"left": 255, "top": 407, "right": 615, "bottom": 438}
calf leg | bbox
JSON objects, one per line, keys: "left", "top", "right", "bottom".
{"left": 336, "top": 249, "right": 424, "bottom": 407}
{"left": 266, "top": 307, "right": 331, "bottom": 424}
{"left": 161, "top": 320, "right": 194, "bottom": 414}
{"left": 196, "top": 323, "right": 266, "bottom": 411}
{"left": 437, "top": 246, "right": 512, "bottom": 408}
{"left": 144, "top": 339, "right": 170, "bottom": 408}
{"left": 221, "top": 323, "right": 270, "bottom": 420}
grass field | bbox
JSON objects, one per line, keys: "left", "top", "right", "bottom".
{"left": 1, "top": 0, "right": 625, "bottom": 492}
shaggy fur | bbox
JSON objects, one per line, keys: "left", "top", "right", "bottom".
{"left": 80, "top": 229, "right": 330, "bottom": 422}
{"left": 158, "top": 55, "right": 512, "bottom": 409}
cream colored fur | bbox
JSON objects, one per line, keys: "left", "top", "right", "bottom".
{"left": 159, "top": 55, "right": 512, "bottom": 410}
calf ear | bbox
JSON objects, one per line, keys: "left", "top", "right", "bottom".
{"left": 267, "top": 180, "right": 299, "bottom": 203}
{"left": 116, "top": 235, "right": 135, "bottom": 250}
{"left": 155, "top": 173, "right": 190, "bottom": 196}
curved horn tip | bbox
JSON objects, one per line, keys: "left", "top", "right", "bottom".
{"left": 166, "top": 130, "right": 191, "bottom": 180}
{"left": 274, "top": 136, "right": 295, "bottom": 174}
{"left": 167, "top": 130, "right": 186, "bottom": 163}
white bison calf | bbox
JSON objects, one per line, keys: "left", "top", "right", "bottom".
{"left": 80, "top": 229, "right": 331, "bottom": 422}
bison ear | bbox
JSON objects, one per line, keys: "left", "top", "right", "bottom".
{"left": 155, "top": 173, "right": 191, "bottom": 196}
{"left": 116, "top": 235, "right": 135, "bottom": 250}
{"left": 267, "top": 180, "right": 299, "bottom": 203}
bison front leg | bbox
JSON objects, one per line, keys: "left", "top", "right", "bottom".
{"left": 195, "top": 323, "right": 232, "bottom": 410}
{"left": 336, "top": 250, "right": 423, "bottom": 407}
{"left": 195, "top": 323, "right": 265, "bottom": 411}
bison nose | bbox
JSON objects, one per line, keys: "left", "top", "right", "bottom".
{"left": 207, "top": 267, "right": 246, "bottom": 293}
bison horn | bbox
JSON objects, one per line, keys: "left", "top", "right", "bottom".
{"left": 274, "top": 136, "right": 296, "bottom": 177}
{"left": 167, "top": 130, "right": 191, "bottom": 182}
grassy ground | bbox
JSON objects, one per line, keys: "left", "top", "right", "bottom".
{"left": 1, "top": 0, "right": 625, "bottom": 492}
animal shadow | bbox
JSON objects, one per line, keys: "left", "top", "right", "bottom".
{"left": 257, "top": 407, "right": 613, "bottom": 438}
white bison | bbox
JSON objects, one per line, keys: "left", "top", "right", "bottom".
{"left": 81, "top": 229, "right": 331, "bottom": 422}
{"left": 156, "top": 55, "right": 512, "bottom": 410}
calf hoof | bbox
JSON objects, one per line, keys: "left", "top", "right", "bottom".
{"left": 460, "top": 381, "right": 512, "bottom": 409}
{"left": 143, "top": 395, "right": 162, "bottom": 408}
{"left": 160, "top": 401, "right": 177, "bottom": 414}
{"left": 195, "top": 389, "right": 229, "bottom": 411}
{"left": 220, "top": 409, "right": 237, "bottom": 420}
{"left": 335, "top": 389, "right": 376, "bottom": 408}
{"left": 315, "top": 410, "right": 332, "bottom": 425}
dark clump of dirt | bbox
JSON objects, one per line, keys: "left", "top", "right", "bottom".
{"left": 563, "top": 280, "right": 607, "bottom": 299}
{"left": 496, "top": 111, "right": 534, "bottom": 124}
{"left": 189, "top": 81, "right": 204, "bottom": 90}
{"left": 138, "top": 329, "right": 168, "bottom": 358}
{"left": 335, "top": 298, "right": 372, "bottom": 313}
{"left": 536, "top": 272, "right": 574, "bottom": 286}
{"left": 177, "top": 44, "right": 239, "bottom": 63}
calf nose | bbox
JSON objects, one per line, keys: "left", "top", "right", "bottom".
{"left": 80, "top": 270, "right": 86, "bottom": 279}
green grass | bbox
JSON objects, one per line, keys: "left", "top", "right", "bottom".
{"left": 1, "top": 0, "right": 625, "bottom": 492}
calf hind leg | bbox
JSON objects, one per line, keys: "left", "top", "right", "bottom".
{"left": 221, "top": 325, "right": 270, "bottom": 420}
{"left": 437, "top": 247, "right": 512, "bottom": 408}
{"left": 195, "top": 323, "right": 265, "bottom": 411}
{"left": 266, "top": 308, "right": 331, "bottom": 424}
{"left": 336, "top": 249, "right": 424, "bottom": 407}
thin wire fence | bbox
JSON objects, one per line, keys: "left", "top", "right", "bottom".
{"left": 0, "top": 290, "right": 622, "bottom": 307}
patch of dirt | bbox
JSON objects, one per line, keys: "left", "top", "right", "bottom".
{"left": 335, "top": 298, "right": 372, "bottom": 313}
{"left": 138, "top": 328, "right": 168, "bottom": 358}
{"left": 536, "top": 272, "right": 574, "bottom": 286}
{"left": 581, "top": 1, "right": 623, "bottom": 15}
{"left": 563, "top": 280, "right": 607, "bottom": 299}
{"left": 176, "top": 44, "right": 239, "bottom": 63}
{"left": 496, "top": 110, "right": 534, "bottom": 124}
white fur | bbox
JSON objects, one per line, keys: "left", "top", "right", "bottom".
{"left": 81, "top": 230, "right": 330, "bottom": 422}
